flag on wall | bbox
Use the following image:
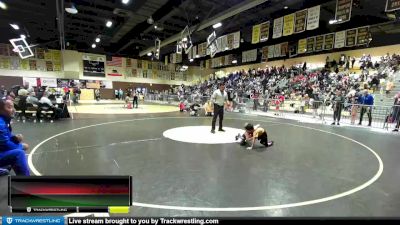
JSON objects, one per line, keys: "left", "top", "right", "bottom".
{"left": 307, "top": 5, "right": 320, "bottom": 30}
{"left": 335, "top": 0, "right": 352, "bottom": 23}
{"left": 273, "top": 17, "right": 283, "bottom": 39}
{"left": 106, "top": 57, "right": 123, "bottom": 67}
{"left": 294, "top": 10, "right": 307, "bottom": 33}
{"left": 334, "top": 31, "right": 346, "bottom": 48}
{"left": 252, "top": 24, "right": 261, "bottom": 44}
{"left": 283, "top": 14, "right": 295, "bottom": 36}
{"left": 260, "top": 22, "right": 270, "bottom": 42}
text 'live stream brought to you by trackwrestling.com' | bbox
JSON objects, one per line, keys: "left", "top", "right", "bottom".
{"left": 67, "top": 218, "right": 220, "bottom": 225}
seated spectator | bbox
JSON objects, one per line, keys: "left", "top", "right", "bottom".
{"left": 39, "top": 92, "right": 53, "bottom": 106}
{"left": 386, "top": 80, "right": 394, "bottom": 95}
{"left": 17, "top": 85, "right": 29, "bottom": 97}
{"left": 26, "top": 92, "right": 39, "bottom": 105}
{"left": 0, "top": 99, "right": 30, "bottom": 176}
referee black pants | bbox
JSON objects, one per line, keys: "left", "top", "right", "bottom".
{"left": 211, "top": 104, "right": 224, "bottom": 131}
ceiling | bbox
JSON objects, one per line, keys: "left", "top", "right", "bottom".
{"left": 0, "top": 0, "right": 397, "bottom": 62}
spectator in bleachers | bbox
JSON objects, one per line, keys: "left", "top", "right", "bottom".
{"left": 0, "top": 99, "right": 30, "bottom": 176}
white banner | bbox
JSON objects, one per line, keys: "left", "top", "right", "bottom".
{"left": 40, "top": 78, "right": 57, "bottom": 87}
{"left": 268, "top": 45, "right": 275, "bottom": 59}
{"left": 23, "top": 77, "right": 38, "bottom": 88}
{"left": 334, "top": 30, "right": 346, "bottom": 48}
{"left": 36, "top": 60, "right": 46, "bottom": 71}
{"left": 273, "top": 17, "right": 283, "bottom": 39}
{"left": 221, "top": 35, "right": 228, "bottom": 51}
{"left": 274, "top": 44, "right": 281, "bottom": 58}
{"left": 233, "top": 31, "right": 241, "bottom": 49}
{"left": 307, "top": 5, "right": 320, "bottom": 30}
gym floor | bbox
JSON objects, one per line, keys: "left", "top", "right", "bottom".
{"left": 0, "top": 110, "right": 399, "bottom": 217}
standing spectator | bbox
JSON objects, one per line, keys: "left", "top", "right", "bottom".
{"left": 95, "top": 89, "right": 101, "bottom": 102}
{"left": 133, "top": 92, "right": 138, "bottom": 108}
{"left": 351, "top": 57, "right": 356, "bottom": 69}
{"left": 392, "top": 92, "right": 400, "bottom": 132}
{"left": 331, "top": 90, "right": 345, "bottom": 125}
{"left": 358, "top": 90, "right": 374, "bottom": 126}
{"left": 118, "top": 88, "right": 123, "bottom": 100}
{"left": 114, "top": 89, "right": 119, "bottom": 100}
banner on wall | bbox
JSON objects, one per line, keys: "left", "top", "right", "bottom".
{"left": 356, "top": 26, "right": 370, "bottom": 46}
{"left": 252, "top": 24, "right": 261, "bottom": 44}
{"left": 281, "top": 42, "right": 289, "bottom": 57}
{"left": 386, "top": 0, "right": 400, "bottom": 11}
{"left": 44, "top": 51, "right": 52, "bottom": 61}
{"left": 334, "top": 31, "right": 346, "bottom": 48}
{"left": 260, "top": 22, "right": 270, "bottom": 42}
{"left": 324, "top": 33, "right": 335, "bottom": 50}
{"left": 29, "top": 60, "right": 37, "bottom": 70}
{"left": 294, "top": 10, "right": 307, "bottom": 33}
{"left": 307, "top": 5, "right": 320, "bottom": 30}
{"left": 11, "top": 58, "right": 20, "bottom": 70}
{"left": 0, "top": 44, "right": 9, "bottom": 56}
{"left": 227, "top": 33, "right": 234, "bottom": 49}
{"left": 40, "top": 78, "right": 57, "bottom": 88}
{"left": 53, "top": 61, "right": 61, "bottom": 71}
{"left": 8, "top": 45, "right": 18, "bottom": 57}
{"left": 283, "top": 14, "right": 295, "bottom": 36}
{"left": 261, "top": 46, "right": 268, "bottom": 61}
{"left": 46, "top": 61, "right": 53, "bottom": 71}
{"left": 36, "top": 48, "right": 45, "bottom": 59}
{"left": 126, "top": 58, "right": 132, "bottom": 67}
{"left": 21, "top": 59, "right": 29, "bottom": 70}
{"left": 142, "top": 60, "right": 148, "bottom": 70}
{"left": 107, "top": 68, "right": 123, "bottom": 76}
{"left": 52, "top": 50, "right": 61, "bottom": 61}
{"left": 221, "top": 35, "right": 228, "bottom": 51}
{"left": 335, "top": 0, "right": 352, "bottom": 23}
{"left": 233, "top": 31, "right": 241, "bottom": 49}
{"left": 268, "top": 45, "right": 275, "bottom": 59}
{"left": 82, "top": 54, "right": 106, "bottom": 77}
{"left": 298, "top": 38, "right": 307, "bottom": 54}
{"left": 289, "top": 42, "right": 298, "bottom": 58}
{"left": 106, "top": 57, "right": 123, "bottom": 67}
{"left": 100, "top": 80, "right": 113, "bottom": 89}
{"left": 306, "top": 37, "right": 315, "bottom": 54}
{"left": 36, "top": 60, "right": 46, "bottom": 71}
{"left": 86, "top": 80, "right": 101, "bottom": 89}
{"left": 315, "top": 35, "right": 324, "bottom": 51}
{"left": 273, "top": 17, "right": 283, "bottom": 39}
{"left": 23, "top": 77, "right": 38, "bottom": 87}
{"left": 346, "top": 29, "right": 357, "bottom": 47}
{"left": 273, "top": 44, "right": 281, "bottom": 58}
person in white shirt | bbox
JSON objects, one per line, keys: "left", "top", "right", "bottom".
{"left": 210, "top": 83, "right": 229, "bottom": 133}
{"left": 39, "top": 93, "right": 53, "bottom": 106}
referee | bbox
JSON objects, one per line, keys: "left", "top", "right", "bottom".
{"left": 211, "top": 83, "right": 229, "bottom": 134}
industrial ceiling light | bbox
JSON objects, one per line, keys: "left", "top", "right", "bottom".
{"left": 284, "top": 6, "right": 288, "bottom": 9}
{"left": 195, "top": 54, "right": 200, "bottom": 58}
{"left": 212, "top": 22, "right": 222, "bottom": 29}
{"left": 122, "top": 0, "right": 130, "bottom": 4}
{"left": 65, "top": 2, "right": 78, "bottom": 14}
{"left": 189, "top": 58, "right": 194, "bottom": 62}
{"left": 232, "top": 60, "right": 238, "bottom": 64}
{"left": 329, "top": 19, "right": 337, "bottom": 24}
{"left": 0, "top": 1, "right": 7, "bottom": 10}
{"left": 92, "top": 43, "right": 96, "bottom": 48}
{"left": 10, "top": 24, "right": 19, "bottom": 30}
{"left": 154, "top": 25, "right": 158, "bottom": 29}
{"left": 95, "top": 37, "right": 101, "bottom": 43}
{"left": 106, "top": 20, "right": 113, "bottom": 27}
{"left": 20, "top": 34, "right": 26, "bottom": 39}
{"left": 147, "top": 52, "right": 152, "bottom": 56}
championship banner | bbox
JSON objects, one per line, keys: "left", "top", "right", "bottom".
{"left": 36, "top": 60, "right": 46, "bottom": 71}
{"left": 268, "top": 45, "right": 275, "bottom": 59}
{"left": 346, "top": 29, "right": 357, "bottom": 47}
{"left": 11, "top": 58, "right": 21, "bottom": 70}
{"left": 306, "top": 37, "right": 315, "bottom": 54}
{"left": 386, "top": 0, "right": 400, "bottom": 11}
{"left": 29, "top": 60, "right": 37, "bottom": 70}
{"left": 233, "top": 31, "right": 241, "bottom": 49}
{"left": 46, "top": 61, "right": 53, "bottom": 71}
{"left": 307, "top": 5, "right": 320, "bottom": 30}
{"left": 53, "top": 61, "right": 61, "bottom": 71}
{"left": 315, "top": 35, "right": 325, "bottom": 52}
{"left": 252, "top": 24, "right": 261, "bottom": 44}
{"left": 132, "top": 59, "right": 137, "bottom": 68}
{"left": 142, "top": 60, "right": 148, "bottom": 70}
{"left": 260, "top": 22, "right": 270, "bottom": 42}
{"left": 281, "top": 42, "right": 289, "bottom": 57}
{"left": 51, "top": 50, "right": 61, "bottom": 61}
{"left": 273, "top": 44, "right": 281, "bottom": 58}
{"left": 283, "top": 14, "right": 295, "bottom": 36}
{"left": 21, "top": 59, "right": 29, "bottom": 70}
{"left": 335, "top": 0, "right": 352, "bottom": 23}
{"left": 289, "top": 42, "right": 298, "bottom": 58}
{"left": 261, "top": 46, "right": 269, "bottom": 61}
{"left": 298, "top": 39, "right": 307, "bottom": 54}
{"left": 44, "top": 51, "right": 52, "bottom": 61}
{"left": 295, "top": 10, "right": 307, "bottom": 33}
{"left": 324, "top": 33, "right": 335, "bottom": 50}
{"left": 273, "top": 17, "right": 283, "bottom": 39}
{"left": 227, "top": 33, "right": 234, "bottom": 49}
{"left": 356, "top": 26, "right": 370, "bottom": 46}
{"left": 334, "top": 31, "right": 346, "bottom": 48}
{"left": 221, "top": 35, "right": 228, "bottom": 51}
{"left": 126, "top": 58, "right": 132, "bottom": 67}
{"left": 36, "top": 48, "right": 45, "bottom": 59}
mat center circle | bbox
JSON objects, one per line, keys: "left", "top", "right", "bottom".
{"left": 163, "top": 126, "right": 243, "bottom": 144}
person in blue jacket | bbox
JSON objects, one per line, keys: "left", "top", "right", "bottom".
{"left": 358, "top": 90, "right": 374, "bottom": 126}
{"left": 0, "top": 99, "right": 30, "bottom": 176}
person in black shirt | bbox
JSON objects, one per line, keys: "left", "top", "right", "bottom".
{"left": 331, "top": 90, "right": 345, "bottom": 125}
{"left": 132, "top": 92, "right": 138, "bottom": 108}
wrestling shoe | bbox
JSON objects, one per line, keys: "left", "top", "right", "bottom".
{"left": 218, "top": 129, "right": 225, "bottom": 132}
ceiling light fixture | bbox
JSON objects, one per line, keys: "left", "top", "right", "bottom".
{"left": 10, "top": 24, "right": 19, "bottom": 30}
{"left": 189, "top": 59, "right": 194, "bottom": 62}
{"left": 284, "top": 6, "right": 288, "bottom": 9}
{"left": 20, "top": 35, "right": 26, "bottom": 39}
{"left": 0, "top": 1, "right": 7, "bottom": 10}
{"left": 92, "top": 43, "right": 96, "bottom": 48}
{"left": 106, "top": 20, "right": 113, "bottom": 27}
{"left": 95, "top": 37, "right": 101, "bottom": 43}
{"left": 195, "top": 55, "right": 200, "bottom": 58}
{"left": 329, "top": 19, "right": 337, "bottom": 24}
{"left": 122, "top": 0, "right": 130, "bottom": 4}
{"left": 212, "top": 22, "right": 222, "bottom": 29}
{"left": 147, "top": 52, "right": 152, "bottom": 56}
{"left": 65, "top": 2, "right": 78, "bottom": 14}
{"left": 232, "top": 60, "right": 238, "bottom": 64}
